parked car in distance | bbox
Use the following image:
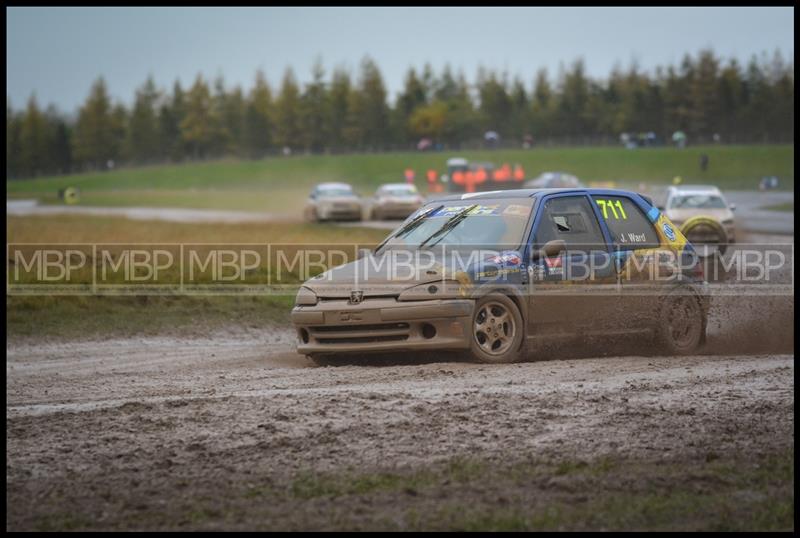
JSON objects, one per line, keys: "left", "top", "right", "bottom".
{"left": 303, "top": 182, "right": 364, "bottom": 222}
{"left": 368, "top": 183, "right": 426, "bottom": 220}
{"left": 524, "top": 172, "right": 585, "bottom": 189}
{"left": 292, "top": 187, "right": 708, "bottom": 365}
{"left": 659, "top": 185, "right": 736, "bottom": 256}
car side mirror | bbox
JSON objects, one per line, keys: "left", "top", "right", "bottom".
{"left": 729, "top": 203, "right": 736, "bottom": 211}
{"left": 541, "top": 239, "right": 567, "bottom": 258}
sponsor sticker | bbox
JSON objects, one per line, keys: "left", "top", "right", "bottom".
{"left": 544, "top": 256, "right": 562, "bottom": 269}
{"left": 529, "top": 264, "right": 546, "bottom": 281}
{"left": 662, "top": 222, "right": 676, "bottom": 242}
{"left": 433, "top": 204, "right": 500, "bottom": 217}
{"left": 488, "top": 251, "right": 522, "bottom": 266}
{"left": 476, "top": 267, "right": 521, "bottom": 279}
{"left": 502, "top": 204, "right": 532, "bottom": 218}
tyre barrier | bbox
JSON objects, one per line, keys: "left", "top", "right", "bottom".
{"left": 58, "top": 186, "right": 80, "bottom": 205}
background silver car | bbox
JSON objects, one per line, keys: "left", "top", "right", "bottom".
{"left": 368, "top": 183, "right": 425, "bottom": 220}
{"left": 523, "top": 171, "right": 584, "bottom": 189}
{"left": 303, "top": 182, "right": 364, "bottom": 222}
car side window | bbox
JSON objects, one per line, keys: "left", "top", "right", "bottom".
{"left": 534, "top": 195, "right": 606, "bottom": 254}
{"left": 591, "top": 195, "right": 660, "bottom": 249}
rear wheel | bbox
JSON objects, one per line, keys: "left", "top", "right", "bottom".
{"left": 469, "top": 294, "right": 524, "bottom": 363}
{"left": 657, "top": 290, "right": 705, "bottom": 355}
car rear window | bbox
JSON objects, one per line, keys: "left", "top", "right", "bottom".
{"left": 317, "top": 187, "right": 354, "bottom": 197}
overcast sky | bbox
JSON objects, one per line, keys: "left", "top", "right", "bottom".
{"left": 6, "top": 6, "right": 795, "bottom": 112}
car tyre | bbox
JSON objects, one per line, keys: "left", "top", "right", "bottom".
{"left": 657, "top": 288, "right": 705, "bottom": 355}
{"left": 468, "top": 294, "right": 525, "bottom": 364}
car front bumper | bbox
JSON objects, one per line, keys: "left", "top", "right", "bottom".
{"left": 318, "top": 204, "right": 362, "bottom": 220}
{"left": 291, "top": 297, "right": 474, "bottom": 355}
{"left": 374, "top": 203, "right": 421, "bottom": 219}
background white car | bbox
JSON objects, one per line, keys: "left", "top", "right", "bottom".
{"left": 523, "top": 171, "right": 584, "bottom": 189}
{"left": 368, "top": 183, "right": 425, "bottom": 220}
{"left": 303, "top": 182, "right": 364, "bottom": 222}
{"left": 659, "top": 185, "right": 737, "bottom": 255}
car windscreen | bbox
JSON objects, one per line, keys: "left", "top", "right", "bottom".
{"left": 670, "top": 194, "right": 727, "bottom": 209}
{"left": 316, "top": 187, "right": 354, "bottom": 197}
{"left": 380, "top": 186, "right": 418, "bottom": 196}
{"left": 379, "top": 199, "right": 534, "bottom": 249}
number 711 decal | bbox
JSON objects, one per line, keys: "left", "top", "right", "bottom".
{"left": 595, "top": 199, "right": 628, "bottom": 220}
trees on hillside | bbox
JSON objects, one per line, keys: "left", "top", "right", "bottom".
{"left": 6, "top": 48, "right": 795, "bottom": 179}
{"left": 71, "top": 78, "right": 125, "bottom": 171}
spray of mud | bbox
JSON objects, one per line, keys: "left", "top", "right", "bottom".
{"left": 705, "top": 295, "right": 794, "bottom": 355}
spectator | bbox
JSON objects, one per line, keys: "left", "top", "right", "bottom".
{"left": 700, "top": 154, "right": 709, "bottom": 172}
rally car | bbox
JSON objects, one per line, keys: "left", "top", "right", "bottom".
{"left": 368, "top": 183, "right": 426, "bottom": 220}
{"left": 659, "top": 185, "right": 736, "bottom": 256}
{"left": 292, "top": 188, "right": 709, "bottom": 364}
{"left": 303, "top": 182, "right": 364, "bottom": 222}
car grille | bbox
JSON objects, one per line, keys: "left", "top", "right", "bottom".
{"left": 309, "top": 322, "right": 410, "bottom": 344}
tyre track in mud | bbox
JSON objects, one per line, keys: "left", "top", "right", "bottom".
{"left": 6, "top": 316, "right": 794, "bottom": 530}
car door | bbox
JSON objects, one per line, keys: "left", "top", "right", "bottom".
{"left": 589, "top": 193, "right": 666, "bottom": 330}
{"left": 525, "top": 193, "right": 618, "bottom": 335}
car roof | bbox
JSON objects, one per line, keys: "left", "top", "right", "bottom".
{"left": 378, "top": 183, "right": 417, "bottom": 189}
{"left": 316, "top": 182, "right": 353, "bottom": 190}
{"left": 536, "top": 171, "right": 572, "bottom": 177}
{"left": 668, "top": 185, "right": 722, "bottom": 195}
{"left": 428, "top": 187, "right": 647, "bottom": 202}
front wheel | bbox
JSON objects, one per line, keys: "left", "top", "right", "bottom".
{"left": 657, "top": 289, "right": 705, "bottom": 355}
{"left": 469, "top": 294, "right": 525, "bottom": 363}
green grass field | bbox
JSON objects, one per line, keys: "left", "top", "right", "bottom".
{"left": 762, "top": 202, "right": 794, "bottom": 212}
{"left": 7, "top": 145, "right": 794, "bottom": 213}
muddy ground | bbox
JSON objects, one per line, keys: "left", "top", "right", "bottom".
{"left": 5, "top": 232, "right": 795, "bottom": 530}
{"left": 6, "top": 292, "right": 795, "bottom": 530}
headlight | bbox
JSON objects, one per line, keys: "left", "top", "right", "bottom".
{"left": 295, "top": 286, "right": 318, "bottom": 306}
{"left": 398, "top": 279, "right": 467, "bottom": 301}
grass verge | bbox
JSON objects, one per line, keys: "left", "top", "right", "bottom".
{"left": 19, "top": 450, "right": 793, "bottom": 531}
{"left": 762, "top": 202, "right": 794, "bottom": 212}
{"left": 7, "top": 215, "right": 388, "bottom": 341}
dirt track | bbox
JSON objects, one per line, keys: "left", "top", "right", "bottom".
{"left": 6, "top": 300, "right": 795, "bottom": 530}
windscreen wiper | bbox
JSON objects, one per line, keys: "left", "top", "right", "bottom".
{"left": 418, "top": 204, "right": 478, "bottom": 249}
{"left": 374, "top": 204, "right": 444, "bottom": 255}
